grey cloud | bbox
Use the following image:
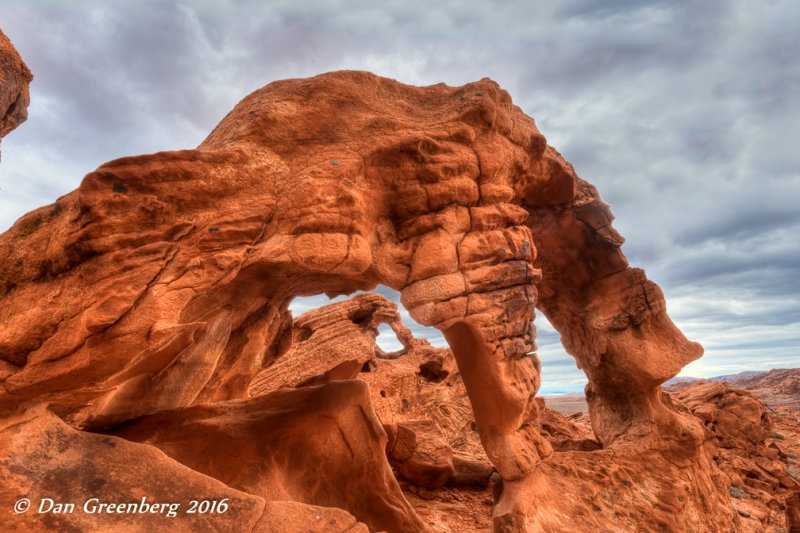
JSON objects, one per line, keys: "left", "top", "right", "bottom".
{"left": 662, "top": 242, "right": 800, "bottom": 287}
{"left": 558, "top": 0, "right": 684, "bottom": 20}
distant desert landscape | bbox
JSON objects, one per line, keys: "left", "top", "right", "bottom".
{"left": 545, "top": 368, "right": 800, "bottom": 415}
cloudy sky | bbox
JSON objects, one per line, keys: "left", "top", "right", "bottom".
{"left": 1, "top": 0, "right": 797, "bottom": 393}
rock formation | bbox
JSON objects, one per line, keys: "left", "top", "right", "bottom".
{"left": 674, "top": 381, "right": 800, "bottom": 532}
{"left": 2, "top": 404, "right": 369, "bottom": 532}
{"left": 249, "top": 292, "right": 422, "bottom": 395}
{"left": 112, "top": 380, "right": 426, "bottom": 533}
{"left": 0, "top": 29, "right": 741, "bottom": 530}
{"left": 665, "top": 368, "right": 800, "bottom": 411}
{"left": 0, "top": 28, "right": 31, "bottom": 162}
{"left": 729, "top": 369, "right": 800, "bottom": 410}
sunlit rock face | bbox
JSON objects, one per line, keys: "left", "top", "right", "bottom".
{"left": 0, "top": 71, "right": 554, "bottom": 437}
{"left": 0, "top": 48, "right": 733, "bottom": 532}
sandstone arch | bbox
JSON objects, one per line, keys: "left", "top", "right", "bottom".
{"left": 0, "top": 64, "right": 733, "bottom": 531}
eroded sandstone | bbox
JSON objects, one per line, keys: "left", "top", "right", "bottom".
{"left": 112, "top": 380, "right": 427, "bottom": 533}
{"left": 0, "top": 28, "right": 31, "bottom": 163}
{"left": 0, "top": 404, "right": 369, "bottom": 533}
{"left": 674, "top": 381, "right": 800, "bottom": 532}
{"left": 0, "top": 29, "right": 738, "bottom": 531}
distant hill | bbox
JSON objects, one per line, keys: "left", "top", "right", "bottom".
{"left": 547, "top": 369, "right": 800, "bottom": 414}
{"left": 664, "top": 368, "right": 800, "bottom": 409}
{"left": 728, "top": 368, "right": 800, "bottom": 409}
{"left": 664, "top": 370, "right": 764, "bottom": 387}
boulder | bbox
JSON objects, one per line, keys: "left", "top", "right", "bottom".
{"left": 385, "top": 420, "right": 455, "bottom": 490}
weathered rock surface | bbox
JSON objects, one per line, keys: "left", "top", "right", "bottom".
{"left": 788, "top": 491, "right": 800, "bottom": 532}
{"left": 0, "top": 28, "right": 31, "bottom": 162}
{"left": 450, "top": 452, "right": 496, "bottom": 488}
{"left": 112, "top": 380, "right": 427, "bottom": 533}
{"left": 385, "top": 419, "right": 455, "bottom": 490}
{"left": 0, "top": 404, "right": 369, "bottom": 533}
{"left": 389, "top": 371, "right": 800, "bottom": 532}
{"left": 535, "top": 397, "right": 600, "bottom": 452}
{"left": 527, "top": 175, "right": 705, "bottom": 450}
{"left": 249, "top": 292, "right": 422, "bottom": 396}
{"left": 675, "top": 381, "right": 772, "bottom": 452}
{"left": 254, "top": 290, "right": 739, "bottom": 532}
{"left": 665, "top": 368, "right": 800, "bottom": 411}
{"left": 0, "top": 28, "right": 740, "bottom": 531}
{"left": 730, "top": 369, "right": 800, "bottom": 410}
{"left": 673, "top": 381, "right": 800, "bottom": 532}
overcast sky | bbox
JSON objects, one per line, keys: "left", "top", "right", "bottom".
{"left": 1, "top": 0, "right": 798, "bottom": 393}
